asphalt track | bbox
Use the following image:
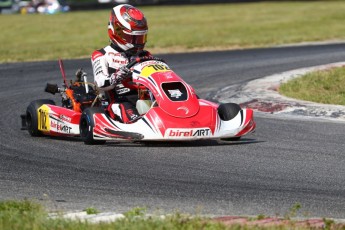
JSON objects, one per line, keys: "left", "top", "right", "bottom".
{"left": 1, "top": 43, "right": 345, "bottom": 218}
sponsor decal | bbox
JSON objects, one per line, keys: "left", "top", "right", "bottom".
{"left": 165, "top": 72, "right": 174, "bottom": 79}
{"left": 139, "top": 60, "right": 159, "bottom": 68}
{"left": 126, "top": 108, "right": 138, "bottom": 120}
{"left": 165, "top": 128, "right": 211, "bottom": 138}
{"left": 112, "top": 59, "right": 127, "bottom": 65}
{"left": 109, "top": 52, "right": 127, "bottom": 65}
{"left": 130, "top": 30, "right": 147, "bottom": 35}
{"left": 116, "top": 88, "right": 130, "bottom": 94}
{"left": 93, "top": 60, "right": 102, "bottom": 75}
{"left": 51, "top": 121, "right": 72, "bottom": 133}
{"left": 177, "top": 106, "right": 189, "bottom": 114}
{"left": 169, "top": 89, "right": 183, "bottom": 98}
{"left": 95, "top": 66, "right": 102, "bottom": 72}
{"left": 108, "top": 52, "right": 122, "bottom": 57}
{"left": 59, "top": 114, "right": 71, "bottom": 122}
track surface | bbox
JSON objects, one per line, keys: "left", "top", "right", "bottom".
{"left": 1, "top": 44, "right": 345, "bottom": 218}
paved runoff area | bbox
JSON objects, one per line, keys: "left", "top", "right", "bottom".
{"left": 216, "top": 62, "right": 345, "bottom": 122}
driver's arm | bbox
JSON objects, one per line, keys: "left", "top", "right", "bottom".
{"left": 91, "top": 49, "right": 111, "bottom": 88}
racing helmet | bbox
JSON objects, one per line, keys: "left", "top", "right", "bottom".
{"left": 108, "top": 4, "right": 148, "bottom": 54}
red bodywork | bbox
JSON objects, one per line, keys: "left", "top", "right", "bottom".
{"left": 31, "top": 59, "right": 255, "bottom": 141}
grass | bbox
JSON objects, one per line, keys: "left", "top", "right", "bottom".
{"left": 1, "top": 1, "right": 345, "bottom": 62}
{"left": 1, "top": 200, "right": 343, "bottom": 230}
{"left": 83, "top": 207, "right": 100, "bottom": 215}
{"left": 279, "top": 66, "right": 345, "bottom": 105}
{"left": 0, "top": 200, "right": 237, "bottom": 230}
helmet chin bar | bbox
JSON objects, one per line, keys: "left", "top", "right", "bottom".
{"left": 125, "top": 45, "right": 144, "bottom": 56}
{"left": 110, "top": 39, "right": 132, "bottom": 52}
{"left": 109, "top": 40, "right": 144, "bottom": 57}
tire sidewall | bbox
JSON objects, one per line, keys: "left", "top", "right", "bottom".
{"left": 218, "top": 103, "right": 242, "bottom": 141}
{"left": 79, "top": 107, "right": 105, "bottom": 145}
{"left": 218, "top": 103, "right": 241, "bottom": 121}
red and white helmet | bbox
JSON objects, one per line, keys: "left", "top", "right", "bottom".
{"left": 108, "top": 4, "right": 148, "bottom": 53}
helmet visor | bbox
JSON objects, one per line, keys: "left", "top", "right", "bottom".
{"left": 122, "top": 31, "right": 147, "bottom": 45}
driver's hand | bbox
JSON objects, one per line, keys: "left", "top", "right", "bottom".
{"left": 110, "top": 66, "right": 131, "bottom": 85}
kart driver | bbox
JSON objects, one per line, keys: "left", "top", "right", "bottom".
{"left": 91, "top": 4, "right": 152, "bottom": 123}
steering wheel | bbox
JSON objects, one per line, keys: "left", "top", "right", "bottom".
{"left": 126, "top": 56, "right": 166, "bottom": 69}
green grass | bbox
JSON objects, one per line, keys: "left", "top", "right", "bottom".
{"left": 279, "top": 66, "right": 345, "bottom": 105}
{"left": 2, "top": 200, "right": 343, "bottom": 230}
{"left": 0, "top": 200, "right": 236, "bottom": 230}
{"left": 1, "top": 1, "right": 345, "bottom": 62}
{"left": 83, "top": 207, "right": 100, "bottom": 215}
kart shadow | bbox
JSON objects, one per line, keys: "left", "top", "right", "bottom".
{"left": 105, "top": 138, "right": 262, "bottom": 148}
{"left": 27, "top": 135, "right": 83, "bottom": 143}
{"left": 25, "top": 134, "right": 262, "bottom": 147}
{"left": 48, "top": 136, "right": 82, "bottom": 142}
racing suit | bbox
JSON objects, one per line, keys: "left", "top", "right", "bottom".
{"left": 91, "top": 43, "right": 148, "bottom": 123}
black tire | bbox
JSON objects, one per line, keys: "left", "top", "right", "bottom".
{"left": 79, "top": 107, "right": 106, "bottom": 145}
{"left": 218, "top": 103, "right": 242, "bottom": 141}
{"left": 218, "top": 103, "right": 241, "bottom": 121}
{"left": 26, "top": 99, "right": 55, "bottom": 137}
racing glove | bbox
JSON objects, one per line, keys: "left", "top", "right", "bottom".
{"left": 110, "top": 66, "right": 131, "bottom": 85}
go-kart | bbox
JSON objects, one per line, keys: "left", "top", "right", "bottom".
{"left": 21, "top": 57, "right": 256, "bottom": 144}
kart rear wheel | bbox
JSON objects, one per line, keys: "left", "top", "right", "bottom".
{"left": 218, "top": 103, "right": 242, "bottom": 141}
{"left": 26, "top": 99, "right": 55, "bottom": 137}
{"left": 79, "top": 107, "right": 106, "bottom": 145}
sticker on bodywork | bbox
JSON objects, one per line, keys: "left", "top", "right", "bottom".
{"left": 37, "top": 105, "right": 50, "bottom": 131}
{"left": 165, "top": 128, "right": 212, "bottom": 139}
{"left": 140, "top": 64, "right": 171, "bottom": 78}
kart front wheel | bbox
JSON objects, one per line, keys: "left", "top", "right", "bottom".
{"left": 218, "top": 103, "right": 242, "bottom": 141}
{"left": 26, "top": 99, "right": 55, "bottom": 137}
{"left": 218, "top": 103, "right": 241, "bottom": 121}
{"left": 79, "top": 107, "right": 106, "bottom": 145}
